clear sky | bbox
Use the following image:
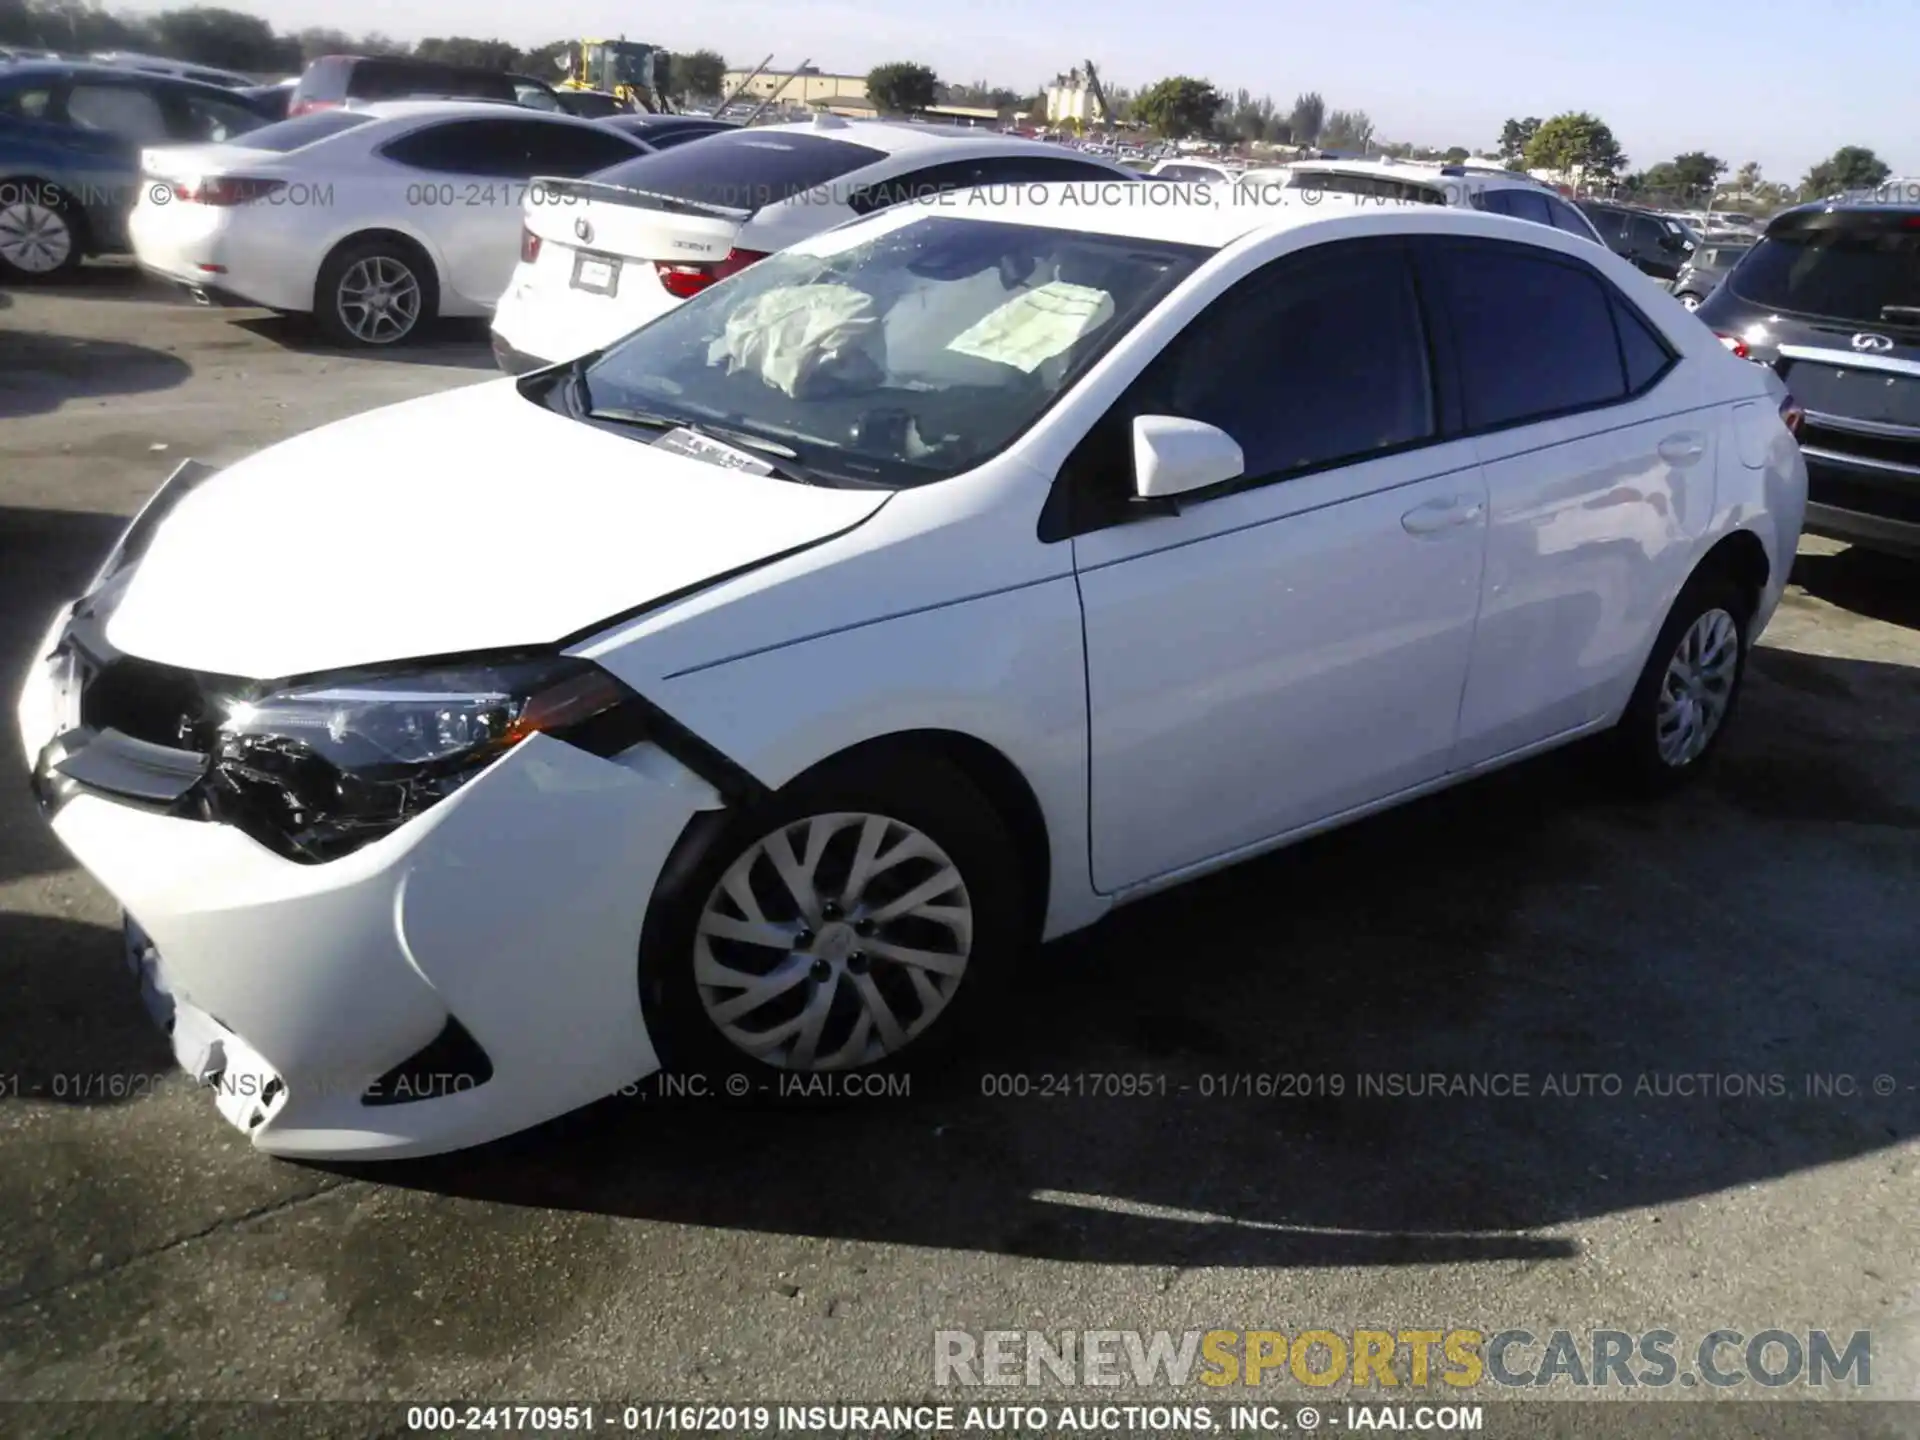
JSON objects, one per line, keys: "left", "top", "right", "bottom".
{"left": 174, "top": 0, "right": 1907, "bottom": 183}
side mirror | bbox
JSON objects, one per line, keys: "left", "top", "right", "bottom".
{"left": 1132, "top": 415, "right": 1244, "bottom": 504}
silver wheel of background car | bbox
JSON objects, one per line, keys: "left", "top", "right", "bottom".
{"left": 335, "top": 255, "right": 421, "bottom": 343}
{"left": 1656, "top": 607, "right": 1739, "bottom": 768}
{"left": 0, "top": 199, "right": 72, "bottom": 274}
{"left": 693, "top": 811, "right": 974, "bottom": 1071}
{"left": 1678, "top": 292, "right": 1701, "bottom": 311}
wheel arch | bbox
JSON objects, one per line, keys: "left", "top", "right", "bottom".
{"left": 312, "top": 226, "right": 444, "bottom": 317}
{"left": 1693, "top": 525, "right": 1771, "bottom": 623}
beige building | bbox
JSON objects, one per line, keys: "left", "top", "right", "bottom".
{"left": 720, "top": 66, "right": 868, "bottom": 108}
{"left": 1044, "top": 68, "right": 1102, "bottom": 126}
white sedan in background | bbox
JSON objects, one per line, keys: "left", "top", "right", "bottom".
{"left": 129, "top": 101, "right": 651, "bottom": 345}
{"left": 488, "top": 114, "right": 1137, "bottom": 372}
{"left": 21, "top": 191, "right": 1803, "bottom": 1159}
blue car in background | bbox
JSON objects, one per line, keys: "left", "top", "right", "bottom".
{"left": 0, "top": 62, "right": 276, "bottom": 279}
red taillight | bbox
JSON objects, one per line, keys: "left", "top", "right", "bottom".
{"left": 287, "top": 98, "right": 337, "bottom": 117}
{"left": 520, "top": 227, "right": 541, "bottom": 263}
{"left": 1714, "top": 332, "right": 1750, "bottom": 360}
{"left": 653, "top": 247, "right": 769, "bottom": 299}
{"left": 170, "top": 176, "right": 286, "bottom": 206}
{"left": 1779, "top": 393, "right": 1804, "bottom": 437}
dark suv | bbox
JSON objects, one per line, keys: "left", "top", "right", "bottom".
{"left": 1698, "top": 201, "right": 1920, "bottom": 556}
{"left": 1578, "top": 199, "right": 1696, "bottom": 281}
{"left": 289, "top": 56, "right": 562, "bottom": 117}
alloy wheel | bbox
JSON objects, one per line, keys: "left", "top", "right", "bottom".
{"left": 336, "top": 255, "right": 421, "bottom": 343}
{"left": 0, "top": 201, "right": 72, "bottom": 274}
{"left": 693, "top": 811, "right": 973, "bottom": 1070}
{"left": 1655, "top": 607, "right": 1738, "bottom": 768}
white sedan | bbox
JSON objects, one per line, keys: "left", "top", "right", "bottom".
{"left": 489, "top": 114, "right": 1138, "bottom": 372}
{"left": 20, "top": 190, "right": 1805, "bottom": 1159}
{"left": 129, "top": 100, "right": 650, "bottom": 345}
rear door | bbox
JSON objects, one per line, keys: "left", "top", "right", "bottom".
{"left": 1420, "top": 236, "right": 1718, "bottom": 765}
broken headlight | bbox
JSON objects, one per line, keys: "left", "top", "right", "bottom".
{"left": 206, "top": 655, "right": 642, "bottom": 862}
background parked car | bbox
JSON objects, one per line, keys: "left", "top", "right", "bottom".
{"left": 289, "top": 55, "right": 563, "bottom": 118}
{"left": 1669, "top": 239, "right": 1751, "bottom": 310}
{"left": 1698, "top": 199, "right": 1920, "bottom": 557}
{"left": 0, "top": 61, "right": 276, "bottom": 278}
{"left": 490, "top": 114, "right": 1139, "bottom": 372}
{"left": 598, "top": 113, "right": 738, "bottom": 149}
{"left": 554, "top": 88, "right": 627, "bottom": 119}
{"left": 85, "top": 51, "right": 257, "bottom": 89}
{"left": 129, "top": 101, "right": 651, "bottom": 345}
{"left": 1253, "top": 159, "right": 1608, "bottom": 245}
{"left": 1579, "top": 198, "right": 1696, "bottom": 280}
{"left": 238, "top": 77, "right": 297, "bottom": 122}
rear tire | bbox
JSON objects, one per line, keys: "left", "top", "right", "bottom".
{"left": 637, "top": 749, "right": 1027, "bottom": 1092}
{"left": 1609, "top": 569, "right": 1751, "bottom": 793}
{"left": 313, "top": 236, "right": 435, "bottom": 346}
{"left": 0, "top": 179, "right": 84, "bottom": 281}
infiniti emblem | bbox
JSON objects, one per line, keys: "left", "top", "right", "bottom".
{"left": 574, "top": 217, "right": 593, "bottom": 244}
{"left": 1852, "top": 332, "right": 1894, "bottom": 352}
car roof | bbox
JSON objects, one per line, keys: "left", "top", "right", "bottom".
{"left": 1286, "top": 157, "right": 1534, "bottom": 189}
{"left": 0, "top": 59, "right": 263, "bottom": 94}
{"left": 743, "top": 116, "right": 1069, "bottom": 158}
{"left": 353, "top": 99, "right": 592, "bottom": 121}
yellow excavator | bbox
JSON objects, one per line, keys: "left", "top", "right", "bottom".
{"left": 554, "top": 40, "right": 672, "bottom": 113}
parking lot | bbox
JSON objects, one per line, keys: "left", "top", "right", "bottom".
{"left": 2, "top": 268, "right": 1918, "bottom": 1422}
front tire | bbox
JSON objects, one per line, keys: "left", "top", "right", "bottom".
{"left": 638, "top": 750, "right": 1026, "bottom": 1084}
{"left": 1611, "top": 570, "right": 1750, "bottom": 791}
{"left": 1676, "top": 291, "right": 1702, "bottom": 311}
{"left": 314, "top": 237, "right": 433, "bottom": 346}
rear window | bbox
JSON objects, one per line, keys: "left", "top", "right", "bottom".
{"left": 1285, "top": 170, "right": 1446, "bottom": 205}
{"left": 1731, "top": 211, "right": 1920, "bottom": 323}
{"left": 588, "top": 130, "right": 887, "bottom": 212}
{"left": 228, "top": 110, "right": 374, "bottom": 152}
{"left": 348, "top": 60, "right": 514, "bottom": 101}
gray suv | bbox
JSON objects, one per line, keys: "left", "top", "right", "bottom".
{"left": 1670, "top": 239, "right": 1752, "bottom": 311}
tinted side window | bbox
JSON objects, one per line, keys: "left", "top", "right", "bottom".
{"left": 1628, "top": 215, "right": 1668, "bottom": 252}
{"left": 1142, "top": 243, "right": 1435, "bottom": 480}
{"left": 982, "top": 155, "right": 1132, "bottom": 185}
{"left": 848, "top": 159, "right": 995, "bottom": 213}
{"left": 170, "top": 89, "right": 268, "bottom": 143}
{"left": 1545, "top": 196, "right": 1595, "bottom": 237}
{"left": 65, "top": 82, "right": 169, "bottom": 142}
{"left": 381, "top": 119, "right": 515, "bottom": 173}
{"left": 1614, "top": 297, "right": 1676, "bottom": 392}
{"left": 1431, "top": 243, "right": 1628, "bottom": 429}
{"left": 1496, "top": 189, "right": 1553, "bottom": 225}
{"left": 0, "top": 85, "right": 55, "bottom": 119}
{"left": 1581, "top": 205, "right": 1627, "bottom": 243}
{"left": 520, "top": 122, "right": 644, "bottom": 176}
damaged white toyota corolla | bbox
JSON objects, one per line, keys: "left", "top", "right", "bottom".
{"left": 18, "top": 189, "right": 1804, "bottom": 1159}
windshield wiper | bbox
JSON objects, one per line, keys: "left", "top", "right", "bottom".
{"left": 586, "top": 406, "right": 800, "bottom": 460}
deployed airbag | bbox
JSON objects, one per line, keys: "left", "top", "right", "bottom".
{"left": 707, "top": 283, "right": 884, "bottom": 398}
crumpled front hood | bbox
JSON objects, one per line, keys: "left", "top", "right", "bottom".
{"left": 103, "top": 379, "right": 887, "bottom": 679}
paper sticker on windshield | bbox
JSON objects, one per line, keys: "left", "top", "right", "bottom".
{"left": 944, "top": 282, "right": 1116, "bottom": 374}
{"left": 651, "top": 427, "right": 775, "bottom": 475}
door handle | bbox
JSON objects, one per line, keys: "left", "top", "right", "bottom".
{"left": 1401, "top": 495, "right": 1485, "bottom": 535}
{"left": 1658, "top": 433, "right": 1707, "bottom": 465}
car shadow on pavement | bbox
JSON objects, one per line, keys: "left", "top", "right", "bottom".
{"left": 347, "top": 642, "right": 1919, "bottom": 1269}
{"left": 0, "top": 330, "right": 192, "bottom": 420}
{"left": 230, "top": 313, "right": 501, "bottom": 370}
{"left": 1791, "top": 546, "right": 1920, "bottom": 632}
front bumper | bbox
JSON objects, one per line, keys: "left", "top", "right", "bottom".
{"left": 18, "top": 608, "right": 719, "bottom": 1159}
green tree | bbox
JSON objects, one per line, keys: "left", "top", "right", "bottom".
{"left": 1498, "top": 116, "right": 1541, "bottom": 166}
{"left": 1134, "top": 75, "right": 1224, "bottom": 140}
{"left": 413, "top": 36, "right": 520, "bottom": 70}
{"left": 1802, "top": 145, "right": 1890, "bottom": 198}
{"left": 1669, "top": 150, "right": 1725, "bottom": 195}
{"left": 146, "top": 7, "right": 288, "bottom": 70}
{"left": 867, "top": 61, "right": 938, "bottom": 116}
{"left": 1321, "top": 107, "right": 1374, "bottom": 152}
{"left": 1733, "top": 160, "right": 1762, "bottom": 193}
{"left": 1286, "top": 90, "right": 1325, "bottom": 146}
{"left": 671, "top": 48, "right": 726, "bottom": 102}
{"left": 1443, "top": 145, "right": 1471, "bottom": 165}
{"left": 1524, "top": 112, "right": 1626, "bottom": 179}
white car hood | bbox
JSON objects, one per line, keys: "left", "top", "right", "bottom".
{"left": 103, "top": 379, "right": 888, "bottom": 678}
